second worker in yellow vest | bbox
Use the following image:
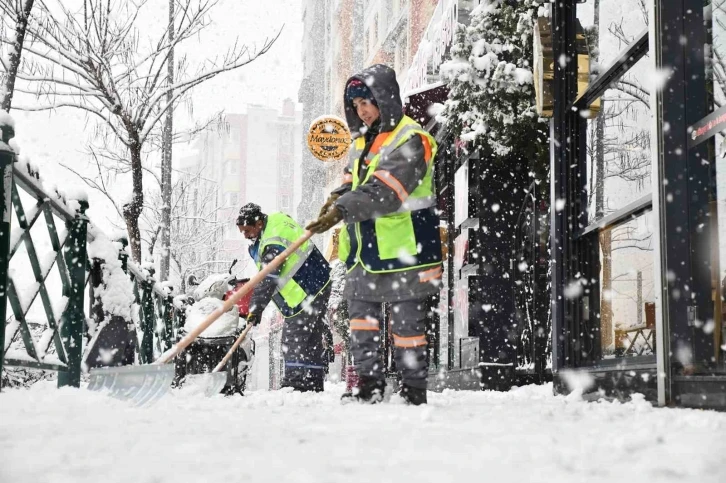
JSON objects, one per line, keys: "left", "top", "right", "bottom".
{"left": 238, "top": 203, "right": 332, "bottom": 393}
{"left": 307, "top": 64, "right": 443, "bottom": 405}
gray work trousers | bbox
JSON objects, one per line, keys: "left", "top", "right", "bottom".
{"left": 349, "top": 298, "right": 429, "bottom": 389}
{"left": 281, "top": 284, "right": 331, "bottom": 392}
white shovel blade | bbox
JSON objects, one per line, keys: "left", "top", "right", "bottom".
{"left": 178, "top": 372, "right": 228, "bottom": 397}
{"left": 88, "top": 364, "right": 175, "bottom": 407}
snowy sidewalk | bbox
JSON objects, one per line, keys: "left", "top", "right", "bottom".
{"left": 1, "top": 382, "right": 724, "bottom": 483}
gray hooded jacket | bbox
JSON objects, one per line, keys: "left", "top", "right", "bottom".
{"left": 332, "top": 64, "right": 442, "bottom": 302}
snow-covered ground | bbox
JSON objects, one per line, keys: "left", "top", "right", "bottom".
{"left": 1, "top": 382, "right": 724, "bottom": 483}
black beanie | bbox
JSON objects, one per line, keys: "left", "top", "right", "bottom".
{"left": 236, "top": 203, "right": 264, "bottom": 226}
{"left": 346, "top": 79, "right": 377, "bottom": 105}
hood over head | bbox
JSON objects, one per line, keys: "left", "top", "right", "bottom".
{"left": 344, "top": 64, "right": 403, "bottom": 138}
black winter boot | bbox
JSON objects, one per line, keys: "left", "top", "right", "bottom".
{"left": 341, "top": 377, "right": 386, "bottom": 404}
{"left": 400, "top": 384, "right": 427, "bottom": 406}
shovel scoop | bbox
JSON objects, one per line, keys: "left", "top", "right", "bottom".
{"left": 177, "top": 322, "right": 254, "bottom": 398}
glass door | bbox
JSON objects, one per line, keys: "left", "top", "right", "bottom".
{"left": 702, "top": 0, "right": 726, "bottom": 368}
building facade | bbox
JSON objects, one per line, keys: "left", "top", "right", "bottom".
{"left": 300, "top": 0, "right": 726, "bottom": 409}
{"left": 299, "top": 0, "right": 443, "bottom": 257}
{"left": 298, "top": 1, "right": 328, "bottom": 225}
{"left": 549, "top": 0, "right": 726, "bottom": 409}
{"left": 180, "top": 100, "right": 303, "bottom": 275}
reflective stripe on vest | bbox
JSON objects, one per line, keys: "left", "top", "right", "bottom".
{"left": 338, "top": 116, "right": 442, "bottom": 273}
{"left": 261, "top": 235, "right": 315, "bottom": 283}
{"left": 277, "top": 242, "right": 314, "bottom": 286}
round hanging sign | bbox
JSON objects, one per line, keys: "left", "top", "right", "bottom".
{"left": 307, "top": 116, "right": 351, "bottom": 162}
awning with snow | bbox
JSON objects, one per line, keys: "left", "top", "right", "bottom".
{"left": 403, "top": 81, "right": 448, "bottom": 131}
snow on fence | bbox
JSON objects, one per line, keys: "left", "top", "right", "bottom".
{"left": 0, "top": 120, "right": 179, "bottom": 388}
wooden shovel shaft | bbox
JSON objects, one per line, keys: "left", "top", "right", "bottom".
{"left": 157, "top": 230, "right": 313, "bottom": 365}
{"left": 213, "top": 323, "right": 252, "bottom": 372}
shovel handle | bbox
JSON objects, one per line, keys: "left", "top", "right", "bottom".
{"left": 213, "top": 322, "right": 253, "bottom": 372}
{"left": 157, "top": 230, "right": 314, "bottom": 365}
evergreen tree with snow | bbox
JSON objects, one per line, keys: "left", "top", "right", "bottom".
{"left": 440, "top": 0, "right": 548, "bottom": 171}
{"left": 439, "top": 0, "right": 551, "bottom": 384}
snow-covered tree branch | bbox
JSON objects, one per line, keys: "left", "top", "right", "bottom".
{"left": 6, "top": 0, "right": 281, "bottom": 264}
{"left": 439, "top": 0, "right": 548, "bottom": 166}
{"left": 140, "top": 163, "right": 226, "bottom": 292}
{"left": 0, "top": 0, "right": 36, "bottom": 111}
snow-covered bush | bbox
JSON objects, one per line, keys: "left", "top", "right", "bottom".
{"left": 440, "top": 0, "right": 548, "bottom": 168}
{"left": 440, "top": 1, "right": 551, "bottom": 374}
{"left": 87, "top": 232, "right": 136, "bottom": 322}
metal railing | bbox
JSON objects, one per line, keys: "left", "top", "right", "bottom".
{"left": 0, "top": 122, "right": 178, "bottom": 389}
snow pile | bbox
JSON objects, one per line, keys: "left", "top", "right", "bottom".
{"left": 426, "top": 102, "right": 445, "bottom": 117}
{"left": 559, "top": 369, "right": 595, "bottom": 399}
{"left": 183, "top": 297, "right": 239, "bottom": 337}
{"left": 62, "top": 187, "right": 89, "bottom": 203}
{"left": 1, "top": 382, "right": 725, "bottom": 483}
{"left": 87, "top": 233, "right": 135, "bottom": 320}
{"left": 139, "top": 261, "right": 155, "bottom": 278}
{"left": 159, "top": 280, "right": 175, "bottom": 297}
{"left": 172, "top": 293, "right": 192, "bottom": 310}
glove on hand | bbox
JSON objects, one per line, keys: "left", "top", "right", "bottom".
{"left": 305, "top": 206, "right": 343, "bottom": 234}
{"left": 246, "top": 313, "right": 261, "bottom": 327}
{"left": 318, "top": 193, "right": 341, "bottom": 218}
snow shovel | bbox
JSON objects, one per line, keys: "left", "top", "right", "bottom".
{"left": 88, "top": 230, "right": 314, "bottom": 406}
{"left": 180, "top": 321, "right": 254, "bottom": 397}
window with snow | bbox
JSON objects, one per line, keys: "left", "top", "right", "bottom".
{"left": 584, "top": 54, "right": 652, "bottom": 224}
{"left": 226, "top": 192, "right": 239, "bottom": 207}
{"left": 280, "top": 194, "right": 291, "bottom": 211}
{"left": 225, "top": 161, "right": 238, "bottom": 175}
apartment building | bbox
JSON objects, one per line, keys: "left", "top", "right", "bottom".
{"left": 299, "top": 0, "right": 440, "bottom": 257}
{"left": 180, "top": 99, "right": 303, "bottom": 267}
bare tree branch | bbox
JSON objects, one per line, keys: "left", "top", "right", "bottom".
{"left": 8, "top": 0, "right": 280, "bottom": 264}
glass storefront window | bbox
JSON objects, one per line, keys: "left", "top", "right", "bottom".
{"left": 599, "top": 212, "right": 656, "bottom": 359}
{"left": 706, "top": 1, "right": 726, "bottom": 366}
{"left": 707, "top": 0, "right": 726, "bottom": 112}
{"left": 578, "top": 0, "right": 650, "bottom": 67}
{"left": 712, "top": 133, "right": 726, "bottom": 366}
{"left": 585, "top": 54, "right": 652, "bottom": 223}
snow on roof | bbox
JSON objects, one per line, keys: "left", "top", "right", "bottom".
{"left": 402, "top": 81, "right": 446, "bottom": 100}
